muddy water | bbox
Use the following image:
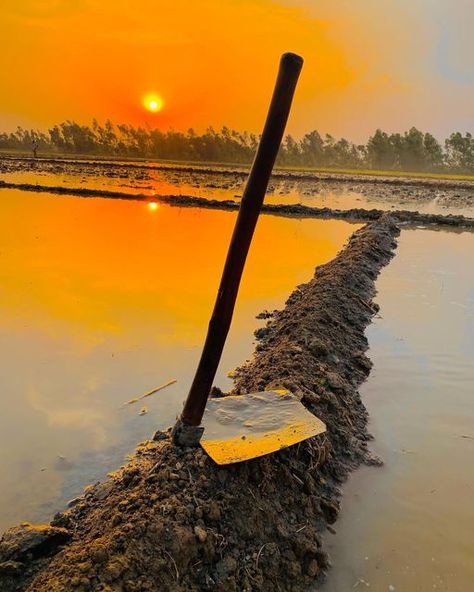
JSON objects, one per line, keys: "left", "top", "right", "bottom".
{"left": 2, "top": 160, "right": 474, "bottom": 216}
{"left": 0, "top": 188, "right": 358, "bottom": 532}
{"left": 320, "top": 228, "right": 474, "bottom": 592}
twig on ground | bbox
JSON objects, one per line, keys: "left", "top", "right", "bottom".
{"left": 162, "top": 549, "right": 179, "bottom": 582}
{"left": 349, "top": 290, "right": 378, "bottom": 314}
{"left": 122, "top": 379, "right": 177, "bottom": 407}
{"left": 295, "top": 523, "right": 308, "bottom": 533}
{"left": 256, "top": 543, "right": 270, "bottom": 570}
{"left": 247, "top": 487, "right": 264, "bottom": 511}
{"left": 291, "top": 473, "right": 304, "bottom": 486}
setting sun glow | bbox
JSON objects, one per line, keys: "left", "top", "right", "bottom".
{"left": 144, "top": 94, "right": 164, "bottom": 113}
{"left": 1, "top": 2, "right": 473, "bottom": 139}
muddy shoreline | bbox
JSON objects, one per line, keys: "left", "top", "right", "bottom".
{"left": 2, "top": 179, "right": 474, "bottom": 230}
{"left": 2, "top": 156, "right": 474, "bottom": 214}
{"left": 0, "top": 217, "right": 399, "bottom": 592}
{"left": 2, "top": 155, "right": 474, "bottom": 190}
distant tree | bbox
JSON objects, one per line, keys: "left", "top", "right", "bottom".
{"left": 423, "top": 132, "right": 444, "bottom": 170}
{"left": 367, "top": 129, "right": 398, "bottom": 169}
{"left": 445, "top": 132, "right": 474, "bottom": 171}
{"left": 49, "top": 125, "right": 66, "bottom": 150}
{"left": 280, "top": 134, "right": 300, "bottom": 165}
{"left": 398, "top": 127, "right": 427, "bottom": 171}
{"left": 2, "top": 119, "right": 474, "bottom": 173}
{"left": 92, "top": 119, "right": 119, "bottom": 154}
{"left": 299, "top": 130, "right": 324, "bottom": 166}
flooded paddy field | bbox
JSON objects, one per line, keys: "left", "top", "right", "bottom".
{"left": 321, "top": 228, "right": 474, "bottom": 592}
{"left": 2, "top": 156, "right": 474, "bottom": 216}
{"left": 0, "top": 187, "right": 356, "bottom": 532}
{"left": 1, "top": 215, "right": 398, "bottom": 592}
{"left": 1, "top": 157, "right": 474, "bottom": 591}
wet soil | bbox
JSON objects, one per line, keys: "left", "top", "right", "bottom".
{"left": 1, "top": 156, "right": 473, "bottom": 212}
{"left": 0, "top": 217, "right": 399, "bottom": 592}
{"left": 1, "top": 178, "right": 474, "bottom": 231}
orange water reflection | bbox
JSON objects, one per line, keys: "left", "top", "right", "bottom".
{"left": 0, "top": 189, "right": 358, "bottom": 530}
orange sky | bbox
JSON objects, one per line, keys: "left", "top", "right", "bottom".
{"left": 1, "top": 0, "right": 473, "bottom": 141}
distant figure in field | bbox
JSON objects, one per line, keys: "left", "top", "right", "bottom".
{"left": 32, "top": 139, "right": 38, "bottom": 158}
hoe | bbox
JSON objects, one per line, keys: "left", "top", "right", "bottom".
{"left": 172, "top": 52, "right": 326, "bottom": 464}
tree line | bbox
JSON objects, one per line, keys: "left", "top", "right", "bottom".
{"left": 1, "top": 119, "right": 473, "bottom": 173}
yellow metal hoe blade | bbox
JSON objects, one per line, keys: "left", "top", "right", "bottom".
{"left": 200, "top": 389, "right": 326, "bottom": 465}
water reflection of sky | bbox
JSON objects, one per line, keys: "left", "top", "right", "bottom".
{"left": 321, "top": 228, "right": 474, "bottom": 592}
{"left": 3, "top": 165, "right": 474, "bottom": 216}
{"left": 0, "top": 188, "right": 357, "bottom": 531}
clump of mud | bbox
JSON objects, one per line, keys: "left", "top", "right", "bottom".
{"left": 0, "top": 217, "right": 399, "bottom": 592}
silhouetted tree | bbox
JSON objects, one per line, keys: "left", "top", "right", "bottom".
{"left": 367, "top": 129, "right": 398, "bottom": 169}
{"left": 0, "top": 120, "right": 472, "bottom": 173}
{"left": 445, "top": 132, "right": 474, "bottom": 171}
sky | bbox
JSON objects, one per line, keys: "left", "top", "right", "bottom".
{"left": 1, "top": 0, "right": 473, "bottom": 142}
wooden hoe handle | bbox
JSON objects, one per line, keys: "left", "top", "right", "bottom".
{"left": 176, "top": 52, "right": 304, "bottom": 435}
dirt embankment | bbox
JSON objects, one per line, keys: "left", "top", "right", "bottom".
{"left": 1, "top": 179, "right": 474, "bottom": 230}
{"left": 0, "top": 216, "right": 399, "bottom": 592}
{"left": 2, "top": 155, "right": 474, "bottom": 190}
{"left": 2, "top": 156, "right": 474, "bottom": 212}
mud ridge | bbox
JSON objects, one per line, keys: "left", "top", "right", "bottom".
{"left": 2, "top": 179, "right": 474, "bottom": 230}
{"left": 2, "top": 155, "right": 474, "bottom": 190}
{"left": 0, "top": 216, "right": 399, "bottom": 592}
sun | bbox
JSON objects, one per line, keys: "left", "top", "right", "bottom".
{"left": 144, "top": 94, "right": 164, "bottom": 113}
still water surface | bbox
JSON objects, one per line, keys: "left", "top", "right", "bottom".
{"left": 4, "top": 162, "right": 473, "bottom": 216}
{"left": 321, "top": 228, "right": 474, "bottom": 592}
{"left": 0, "top": 188, "right": 357, "bottom": 531}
